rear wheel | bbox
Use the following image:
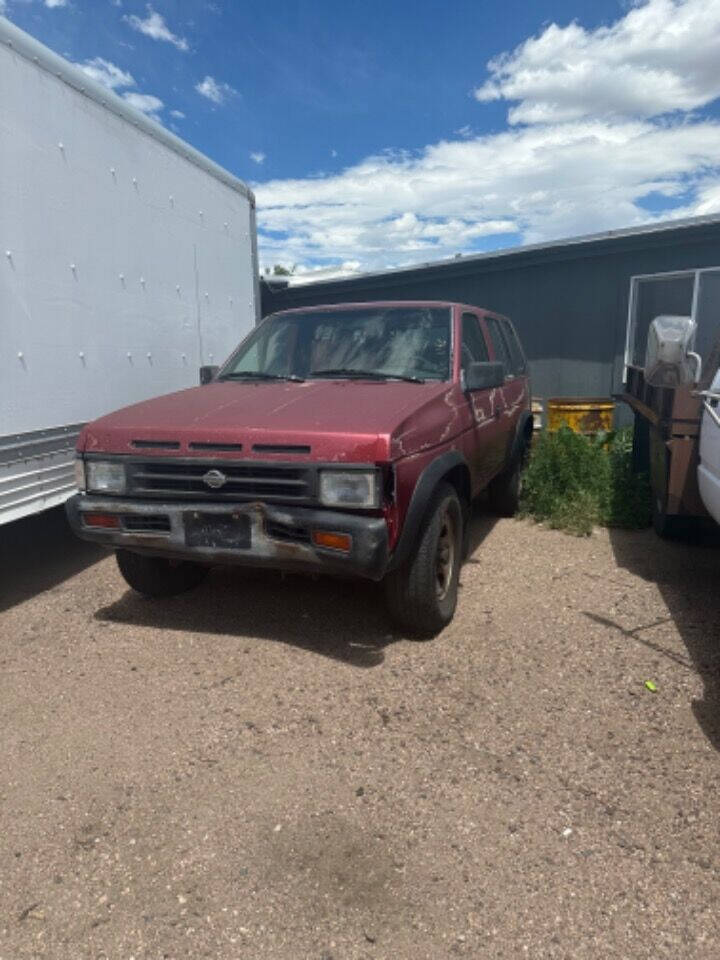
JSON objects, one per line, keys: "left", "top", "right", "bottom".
{"left": 116, "top": 549, "right": 209, "bottom": 598}
{"left": 384, "top": 482, "right": 463, "bottom": 638}
{"left": 488, "top": 455, "right": 523, "bottom": 517}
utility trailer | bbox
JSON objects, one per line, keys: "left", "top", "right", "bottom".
{"left": 620, "top": 268, "right": 720, "bottom": 535}
{"left": 0, "top": 16, "right": 259, "bottom": 526}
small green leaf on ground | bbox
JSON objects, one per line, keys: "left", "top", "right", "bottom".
{"left": 644, "top": 680, "right": 658, "bottom": 693}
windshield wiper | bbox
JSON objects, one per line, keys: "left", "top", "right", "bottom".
{"left": 219, "top": 371, "right": 305, "bottom": 383}
{"left": 311, "top": 368, "right": 425, "bottom": 384}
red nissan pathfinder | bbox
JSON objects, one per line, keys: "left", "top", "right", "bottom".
{"left": 67, "top": 302, "right": 531, "bottom": 636}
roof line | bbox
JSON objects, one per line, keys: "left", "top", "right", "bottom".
{"left": 0, "top": 15, "right": 254, "bottom": 205}
{"left": 286, "top": 211, "right": 720, "bottom": 288}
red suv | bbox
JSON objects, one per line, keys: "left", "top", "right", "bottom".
{"left": 67, "top": 302, "right": 531, "bottom": 636}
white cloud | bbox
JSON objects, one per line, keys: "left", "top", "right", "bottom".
{"left": 122, "top": 91, "right": 163, "bottom": 118}
{"left": 254, "top": 0, "right": 720, "bottom": 276}
{"left": 78, "top": 56, "right": 135, "bottom": 90}
{"left": 474, "top": 0, "right": 720, "bottom": 124}
{"left": 255, "top": 119, "right": 720, "bottom": 273}
{"left": 283, "top": 261, "right": 363, "bottom": 286}
{"left": 195, "top": 75, "right": 237, "bottom": 105}
{"left": 170, "top": 109, "right": 185, "bottom": 119}
{"left": 45, "top": 0, "right": 68, "bottom": 7}
{"left": 250, "top": 151, "right": 266, "bottom": 165}
{"left": 124, "top": 5, "right": 188, "bottom": 52}
{"left": 76, "top": 56, "right": 164, "bottom": 120}
{"left": 0, "top": 0, "right": 7, "bottom": 13}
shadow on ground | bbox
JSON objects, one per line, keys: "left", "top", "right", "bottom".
{"left": 0, "top": 505, "right": 105, "bottom": 613}
{"left": 95, "top": 501, "right": 499, "bottom": 669}
{"left": 608, "top": 526, "right": 720, "bottom": 752}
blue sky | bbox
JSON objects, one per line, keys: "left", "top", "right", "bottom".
{"left": 3, "top": 0, "right": 720, "bottom": 279}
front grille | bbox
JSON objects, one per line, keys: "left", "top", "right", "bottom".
{"left": 127, "top": 459, "right": 315, "bottom": 504}
{"left": 121, "top": 514, "right": 171, "bottom": 533}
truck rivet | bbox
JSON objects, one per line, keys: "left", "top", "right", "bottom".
{"left": 78, "top": 351, "right": 85, "bottom": 358}
{"left": 5, "top": 250, "right": 11, "bottom": 260}
{"left": 169, "top": 195, "right": 174, "bottom": 204}
{"left": 119, "top": 273, "right": 124, "bottom": 281}
{"left": 17, "top": 351, "right": 23, "bottom": 359}
{"left": 147, "top": 352, "right": 152, "bottom": 358}
{"left": 110, "top": 167, "right": 116, "bottom": 176}
{"left": 132, "top": 177, "right": 138, "bottom": 185}
{"left": 140, "top": 277, "right": 145, "bottom": 285}
{"left": 176, "top": 284, "right": 181, "bottom": 292}
{"left": 58, "top": 142, "right": 64, "bottom": 151}
{"left": 70, "top": 263, "right": 76, "bottom": 272}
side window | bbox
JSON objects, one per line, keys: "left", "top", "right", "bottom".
{"left": 502, "top": 319, "right": 527, "bottom": 375}
{"left": 461, "top": 312, "right": 489, "bottom": 373}
{"left": 485, "top": 316, "right": 512, "bottom": 377}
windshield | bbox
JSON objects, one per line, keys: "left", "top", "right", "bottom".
{"left": 219, "top": 307, "right": 451, "bottom": 383}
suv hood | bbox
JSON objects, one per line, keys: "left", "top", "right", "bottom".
{"left": 80, "top": 379, "right": 457, "bottom": 462}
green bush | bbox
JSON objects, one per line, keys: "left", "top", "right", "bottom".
{"left": 519, "top": 426, "right": 651, "bottom": 536}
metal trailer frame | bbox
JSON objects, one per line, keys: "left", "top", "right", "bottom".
{"left": 621, "top": 266, "right": 720, "bottom": 535}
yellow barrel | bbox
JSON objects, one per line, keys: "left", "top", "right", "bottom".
{"left": 546, "top": 397, "right": 615, "bottom": 434}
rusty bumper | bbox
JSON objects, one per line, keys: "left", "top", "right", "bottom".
{"left": 65, "top": 495, "right": 390, "bottom": 581}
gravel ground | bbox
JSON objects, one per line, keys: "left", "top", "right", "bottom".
{"left": 1, "top": 505, "right": 720, "bottom": 960}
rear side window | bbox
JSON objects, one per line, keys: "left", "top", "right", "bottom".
{"left": 485, "top": 316, "right": 512, "bottom": 375}
{"left": 501, "top": 319, "right": 527, "bottom": 375}
{"left": 461, "top": 312, "right": 489, "bottom": 372}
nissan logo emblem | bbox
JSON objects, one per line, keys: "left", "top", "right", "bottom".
{"left": 202, "top": 468, "right": 227, "bottom": 490}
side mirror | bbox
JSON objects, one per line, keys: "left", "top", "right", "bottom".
{"left": 644, "top": 315, "right": 701, "bottom": 388}
{"left": 199, "top": 364, "right": 220, "bottom": 385}
{"left": 465, "top": 361, "right": 505, "bottom": 392}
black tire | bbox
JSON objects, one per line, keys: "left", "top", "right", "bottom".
{"left": 116, "top": 549, "right": 209, "bottom": 598}
{"left": 488, "top": 455, "right": 523, "bottom": 517}
{"left": 383, "top": 482, "right": 463, "bottom": 638}
{"left": 651, "top": 498, "right": 693, "bottom": 540}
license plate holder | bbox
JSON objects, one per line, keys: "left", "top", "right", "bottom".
{"left": 184, "top": 512, "right": 251, "bottom": 549}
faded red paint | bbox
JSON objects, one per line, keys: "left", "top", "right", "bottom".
{"left": 78, "top": 301, "right": 530, "bottom": 552}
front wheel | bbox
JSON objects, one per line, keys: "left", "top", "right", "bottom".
{"left": 383, "top": 482, "right": 463, "bottom": 638}
{"left": 116, "top": 549, "right": 209, "bottom": 598}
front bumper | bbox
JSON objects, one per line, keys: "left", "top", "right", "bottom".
{"left": 65, "top": 494, "right": 390, "bottom": 581}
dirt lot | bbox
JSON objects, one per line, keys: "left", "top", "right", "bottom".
{"left": 1, "top": 505, "right": 719, "bottom": 960}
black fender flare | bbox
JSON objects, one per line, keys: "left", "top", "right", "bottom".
{"left": 388, "top": 451, "right": 470, "bottom": 571}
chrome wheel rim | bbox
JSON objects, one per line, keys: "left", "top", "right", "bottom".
{"left": 435, "top": 508, "right": 456, "bottom": 601}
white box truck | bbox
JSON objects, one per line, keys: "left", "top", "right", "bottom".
{"left": 0, "top": 16, "right": 259, "bottom": 526}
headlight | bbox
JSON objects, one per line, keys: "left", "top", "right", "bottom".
{"left": 319, "top": 470, "right": 379, "bottom": 508}
{"left": 74, "top": 458, "right": 86, "bottom": 492}
{"left": 85, "top": 460, "right": 127, "bottom": 494}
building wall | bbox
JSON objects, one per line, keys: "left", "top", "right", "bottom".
{"left": 262, "top": 222, "right": 720, "bottom": 405}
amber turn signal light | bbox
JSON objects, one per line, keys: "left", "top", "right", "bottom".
{"left": 82, "top": 512, "right": 121, "bottom": 529}
{"left": 311, "top": 530, "right": 352, "bottom": 552}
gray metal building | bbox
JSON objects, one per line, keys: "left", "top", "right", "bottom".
{"left": 261, "top": 215, "right": 720, "bottom": 404}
